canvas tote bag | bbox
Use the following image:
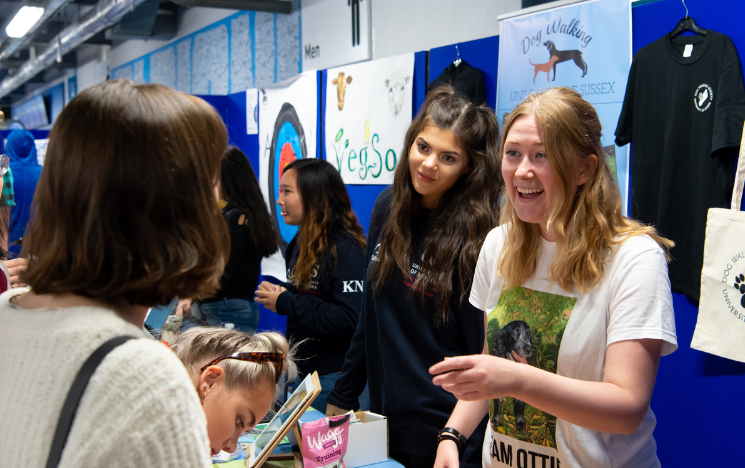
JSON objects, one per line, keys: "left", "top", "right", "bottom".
{"left": 691, "top": 123, "right": 745, "bottom": 362}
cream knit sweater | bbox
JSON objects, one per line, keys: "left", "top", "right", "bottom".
{"left": 0, "top": 289, "right": 212, "bottom": 468}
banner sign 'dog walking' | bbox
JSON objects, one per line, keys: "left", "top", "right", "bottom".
{"left": 496, "top": 0, "right": 632, "bottom": 212}
{"left": 325, "top": 52, "right": 414, "bottom": 185}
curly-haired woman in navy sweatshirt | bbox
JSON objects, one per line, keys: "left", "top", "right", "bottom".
{"left": 326, "top": 85, "right": 503, "bottom": 468}
{"left": 255, "top": 158, "right": 368, "bottom": 411}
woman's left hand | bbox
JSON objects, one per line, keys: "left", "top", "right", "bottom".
{"left": 5, "top": 257, "right": 28, "bottom": 288}
{"left": 255, "top": 283, "right": 286, "bottom": 312}
{"left": 430, "top": 355, "right": 524, "bottom": 401}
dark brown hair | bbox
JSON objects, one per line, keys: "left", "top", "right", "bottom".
{"left": 221, "top": 146, "right": 278, "bottom": 258}
{"left": 21, "top": 80, "right": 228, "bottom": 306}
{"left": 283, "top": 158, "right": 365, "bottom": 288}
{"left": 372, "top": 85, "right": 502, "bottom": 325}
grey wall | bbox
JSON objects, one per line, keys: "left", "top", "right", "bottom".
{"left": 371, "top": 0, "right": 520, "bottom": 59}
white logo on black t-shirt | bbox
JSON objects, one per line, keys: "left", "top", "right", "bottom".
{"left": 694, "top": 84, "right": 713, "bottom": 112}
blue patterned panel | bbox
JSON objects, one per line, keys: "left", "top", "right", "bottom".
{"left": 109, "top": 9, "right": 301, "bottom": 95}
{"left": 276, "top": 0, "right": 301, "bottom": 83}
{"left": 254, "top": 12, "right": 276, "bottom": 87}
{"left": 112, "top": 64, "right": 134, "bottom": 80}
{"left": 133, "top": 59, "right": 146, "bottom": 83}
{"left": 151, "top": 46, "right": 177, "bottom": 89}
{"left": 193, "top": 25, "right": 229, "bottom": 95}
{"left": 230, "top": 13, "right": 253, "bottom": 92}
{"left": 177, "top": 38, "right": 192, "bottom": 93}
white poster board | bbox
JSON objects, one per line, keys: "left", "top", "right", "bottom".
{"left": 246, "top": 88, "right": 259, "bottom": 135}
{"left": 259, "top": 72, "right": 318, "bottom": 281}
{"left": 325, "top": 53, "right": 414, "bottom": 185}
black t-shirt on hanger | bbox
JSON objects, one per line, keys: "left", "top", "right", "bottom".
{"left": 428, "top": 60, "right": 487, "bottom": 106}
{"left": 615, "top": 30, "right": 745, "bottom": 303}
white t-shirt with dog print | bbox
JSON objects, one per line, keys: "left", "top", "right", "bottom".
{"left": 471, "top": 226, "right": 677, "bottom": 468}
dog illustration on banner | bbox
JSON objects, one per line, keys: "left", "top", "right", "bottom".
{"left": 543, "top": 40, "right": 588, "bottom": 80}
{"left": 530, "top": 56, "right": 559, "bottom": 83}
{"left": 331, "top": 72, "right": 353, "bottom": 110}
{"left": 491, "top": 320, "right": 533, "bottom": 432}
{"left": 385, "top": 72, "right": 410, "bottom": 116}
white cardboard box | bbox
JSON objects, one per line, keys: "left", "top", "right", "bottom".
{"left": 344, "top": 411, "right": 388, "bottom": 468}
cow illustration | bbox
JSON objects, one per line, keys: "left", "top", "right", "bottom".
{"left": 331, "top": 72, "right": 353, "bottom": 110}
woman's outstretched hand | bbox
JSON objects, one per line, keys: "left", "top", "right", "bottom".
{"left": 429, "top": 355, "right": 523, "bottom": 401}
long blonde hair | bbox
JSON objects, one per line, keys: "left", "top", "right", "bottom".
{"left": 172, "top": 327, "right": 297, "bottom": 394}
{"left": 498, "top": 87, "right": 672, "bottom": 293}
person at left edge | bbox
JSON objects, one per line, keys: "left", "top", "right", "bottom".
{"left": 5, "top": 129, "right": 42, "bottom": 257}
{"left": 256, "top": 158, "right": 368, "bottom": 411}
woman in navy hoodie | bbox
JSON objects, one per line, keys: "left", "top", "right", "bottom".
{"left": 256, "top": 158, "right": 368, "bottom": 411}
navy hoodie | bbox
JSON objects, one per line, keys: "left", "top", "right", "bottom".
{"left": 327, "top": 186, "right": 487, "bottom": 463}
{"left": 276, "top": 230, "right": 366, "bottom": 377}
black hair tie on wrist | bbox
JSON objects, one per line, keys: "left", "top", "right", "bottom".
{"left": 437, "top": 427, "right": 467, "bottom": 455}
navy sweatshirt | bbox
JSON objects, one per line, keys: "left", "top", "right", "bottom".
{"left": 327, "top": 187, "right": 486, "bottom": 462}
{"left": 275, "top": 231, "right": 366, "bottom": 377}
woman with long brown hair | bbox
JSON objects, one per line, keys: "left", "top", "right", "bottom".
{"left": 430, "top": 87, "right": 677, "bottom": 468}
{"left": 255, "top": 157, "right": 367, "bottom": 411}
{"left": 326, "top": 85, "right": 502, "bottom": 468}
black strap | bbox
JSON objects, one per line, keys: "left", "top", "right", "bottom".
{"left": 45, "top": 335, "right": 137, "bottom": 468}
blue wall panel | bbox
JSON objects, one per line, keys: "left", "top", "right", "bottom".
{"left": 111, "top": 0, "right": 301, "bottom": 95}
{"left": 67, "top": 76, "right": 77, "bottom": 101}
{"left": 42, "top": 83, "right": 65, "bottom": 124}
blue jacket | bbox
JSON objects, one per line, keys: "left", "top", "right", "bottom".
{"left": 6, "top": 130, "right": 41, "bottom": 256}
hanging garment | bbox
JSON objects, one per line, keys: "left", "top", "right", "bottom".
{"left": 615, "top": 30, "right": 745, "bottom": 303}
{"left": 428, "top": 60, "right": 487, "bottom": 106}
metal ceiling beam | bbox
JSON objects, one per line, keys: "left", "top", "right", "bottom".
{"left": 0, "top": 0, "right": 73, "bottom": 62}
{"left": 0, "top": 0, "right": 148, "bottom": 99}
{"left": 171, "top": 0, "right": 292, "bottom": 14}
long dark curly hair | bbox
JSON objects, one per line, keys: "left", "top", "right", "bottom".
{"left": 372, "top": 85, "right": 502, "bottom": 325}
